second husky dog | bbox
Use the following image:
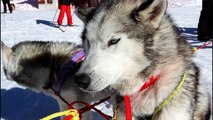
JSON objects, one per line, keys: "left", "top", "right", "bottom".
{"left": 1, "top": 41, "right": 110, "bottom": 120}
{"left": 74, "top": 0, "right": 212, "bottom": 120}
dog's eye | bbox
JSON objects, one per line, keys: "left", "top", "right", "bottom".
{"left": 108, "top": 38, "right": 121, "bottom": 47}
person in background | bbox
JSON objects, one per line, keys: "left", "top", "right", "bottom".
{"left": 197, "top": 0, "right": 213, "bottom": 42}
{"left": 73, "top": 0, "right": 100, "bottom": 8}
{"left": 2, "top": 0, "right": 12, "bottom": 13}
{"left": 88, "top": 0, "right": 100, "bottom": 7}
{"left": 57, "top": 0, "right": 73, "bottom": 27}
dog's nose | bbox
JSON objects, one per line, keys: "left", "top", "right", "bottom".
{"left": 74, "top": 74, "right": 91, "bottom": 89}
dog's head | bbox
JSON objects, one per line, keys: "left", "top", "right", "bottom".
{"left": 74, "top": 0, "right": 172, "bottom": 93}
{"left": 1, "top": 41, "right": 51, "bottom": 91}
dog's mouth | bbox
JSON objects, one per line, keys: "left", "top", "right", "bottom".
{"left": 81, "top": 84, "right": 113, "bottom": 95}
{"left": 84, "top": 83, "right": 110, "bottom": 93}
{"left": 75, "top": 75, "right": 111, "bottom": 93}
{"left": 80, "top": 88, "right": 101, "bottom": 93}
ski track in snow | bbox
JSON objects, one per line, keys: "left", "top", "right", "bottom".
{"left": 1, "top": 2, "right": 212, "bottom": 120}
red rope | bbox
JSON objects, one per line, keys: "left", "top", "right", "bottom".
{"left": 124, "top": 75, "right": 160, "bottom": 120}
{"left": 51, "top": 71, "right": 160, "bottom": 120}
{"left": 197, "top": 41, "right": 212, "bottom": 51}
{"left": 45, "top": 85, "right": 111, "bottom": 119}
{"left": 69, "top": 97, "right": 112, "bottom": 119}
{"left": 46, "top": 85, "right": 111, "bottom": 119}
{"left": 124, "top": 95, "right": 132, "bottom": 120}
{"left": 79, "top": 96, "right": 111, "bottom": 114}
{"left": 123, "top": 41, "right": 212, "bottom": 120}
{"left": 139, "top": 75, "right": 160, "bottom": 92}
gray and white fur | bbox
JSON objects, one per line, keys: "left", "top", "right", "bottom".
{"left": 1, "top": 41, "right": 111, "bottom": 120}
{"left": 75, "top": 0, "right": 212, "bottom": 120}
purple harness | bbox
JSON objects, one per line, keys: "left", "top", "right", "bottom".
{"left": 53, "top": 49, "right": 85, "bottom": 93}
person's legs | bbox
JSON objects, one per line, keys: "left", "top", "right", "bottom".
{"left": 207, "top": 0, "right": 213, "bottom": 39}
{"left": 66, "top": 5, "right": 73, "bottom": 25}
{"left": 198, "top": 0, "right": 208, "bottom": 41}
{"left": 6, "top": 0, "right": 12, "bottom": 13}
{"left": 2, "top": 0, "right": 7, "bottom": 13}
{"left": 7, "top": 0, "right": 12, "bottom": 13}
{"left": 57, "top": 5, "right": 66, "bottom": 25}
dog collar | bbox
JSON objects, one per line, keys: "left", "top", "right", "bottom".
{"left": 54, "top": 49, "right": 86, "bottom": 93}
{"left": 43, "top": 49, "right": 85, "bottom": 92}
{"left": 124, "top": 70, "right": 188, "bottom": 120}
{"left": 124, "top": 74, "right": 160, "bottom": 120}
{"left": 71, "top": 49, "right": 86, "bottom": 63}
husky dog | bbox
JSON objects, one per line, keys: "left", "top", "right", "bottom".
{"left": 1, "top": 41, "right": 110, "bottom": 120}
{"left": 74, "top": 0, "right": 212, "bottom": 120}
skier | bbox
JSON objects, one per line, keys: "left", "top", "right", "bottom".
{"left": 2, "top": 0, "right": 12, "bottom": 13}
{"left": 57, "top": 0, "right": 73, "bottom": 27}
{"left": 197, "top": 0, "right": 213, "bottom": 42}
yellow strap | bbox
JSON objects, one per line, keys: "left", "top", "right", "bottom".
{"left": 192, "top": 47, "right": 198, "bottom": 53}
{"left": 40, "top": 109, "right": 80, "bottom": 120}
{"left": 151, "top": 69, "right": 189, "bottom": 120}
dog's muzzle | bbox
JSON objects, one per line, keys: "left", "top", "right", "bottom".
{"left": 74, "top": 74, "right": 91, "bottom": 90}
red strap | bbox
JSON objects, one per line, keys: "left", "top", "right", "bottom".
{"left": 63, "top": 115, "right": 73, "bottom": 120}
{"left": 76, "top": 56, "right": 85, "bottom": 63}
{"left": 124, "top": 95, "right": 132, "bottom": 120}
{"left": 124, "top": 75, "right": 160, "bottom": 120}
{"left": 139, "top": 75, "right": 160, "bottom": 92}
{"left": 69, "top": 97, "right": 111, "bottom": 119}
{"left": 197, "top": 41, "right": 212, "bottom": 51}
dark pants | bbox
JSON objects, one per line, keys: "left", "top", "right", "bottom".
{"left": 2, "top": 0, "right": 12, "bottom": 12}
{"left": 198, "top": 0, "right": 213, "bottom": 40}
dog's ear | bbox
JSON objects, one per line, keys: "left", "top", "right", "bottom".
{"left": 75, "top": 7, "right": 95, "bottom": 23}
{"left": 132, "top": 0, "right": 168, "bottom": 28}
{"left": 1, "top": 41, "right": 12, "bottom": 59}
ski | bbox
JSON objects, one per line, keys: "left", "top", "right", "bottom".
{"left": 51, "top": 23, "right": 80, "bottom": 32}
{"left": 67, "top": 24, "right": 79, "bottom": 27}
{"left": 50, "top": 23, "right": 65, "bottom": 32}
{"left": 58, "top": 26, "right": 65, "bottom": 32}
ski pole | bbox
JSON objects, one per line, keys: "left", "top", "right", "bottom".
{"left": 52, "top": 9, "right": 58, "bottom": 23}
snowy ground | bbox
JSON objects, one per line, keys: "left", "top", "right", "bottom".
{"left": 1, "top": 1, "right": 212, "bottom": 120}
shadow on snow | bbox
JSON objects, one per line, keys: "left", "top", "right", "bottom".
{"left": 1, "top": 88, "right": 60, "bottom": 120}
{"left": 1, "top": 88, "right": 107, "bottom": 120}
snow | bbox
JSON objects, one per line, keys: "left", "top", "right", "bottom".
{"left": 168, "top": 0, "right": 202, "bottom": 7}
{"left": 1, "top": 1, "right": 212, "bottom": 120}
